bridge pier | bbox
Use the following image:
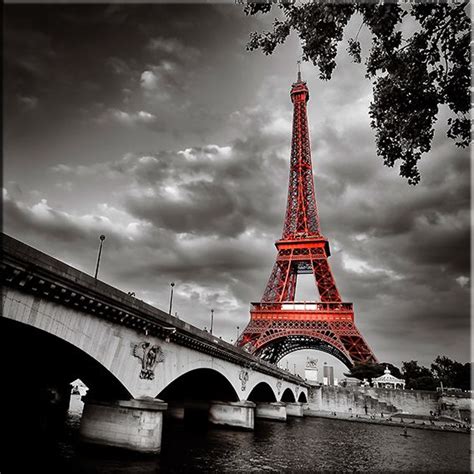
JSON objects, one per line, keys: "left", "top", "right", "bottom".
{"left": 255, "top": 402, "right": 287, "bottom": 421}
{"left": 208, "top": 400, "right": 255, "bottom": 430}
{"left": 80, "top": 398, "right": 168, "bottom": 453}
{"left": 285, "top": 402, "right": 304, "bottom": 417}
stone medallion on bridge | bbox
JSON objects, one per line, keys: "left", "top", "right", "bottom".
{"left": 239, "top": 369, "right": 249, "bottom": 391}
{"left": 131, "top": 341, "right": 164, "bottom": 380}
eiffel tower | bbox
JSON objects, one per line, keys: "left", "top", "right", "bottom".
{"left": 237, "top": 69, "right": 377, "bottom": 367}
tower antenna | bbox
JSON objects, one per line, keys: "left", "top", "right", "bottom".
{"left": 297, "top": 60, "right": 301, "bottom": 82}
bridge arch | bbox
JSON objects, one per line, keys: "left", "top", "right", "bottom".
{"left": 254, "top": 332, "right": 353, "bottom": 368}
{"left": 158, "top": 368, "right": 239, "bottom": 402}
{"left": 298, "top": 391, "right": 308, "bottom": 403}
{"left": 280, "top": 387, "right": 296, "bottom": 402}
{"left": 2, "top": 317, "right": 132, "bottom": 401}
{"left": 246, "top": 381, "right": 277, "bottom": 402}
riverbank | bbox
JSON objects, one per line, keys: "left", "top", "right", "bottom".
{"left": 304, "top": 409, "right": 471, "bottom": 434}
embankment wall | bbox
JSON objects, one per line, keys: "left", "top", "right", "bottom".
{"left": 308, "top": 386, "right": 440, "bottom": 416}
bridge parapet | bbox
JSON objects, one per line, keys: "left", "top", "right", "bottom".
{"left": 1, "top": 233, "right": 307, "bottom": 387}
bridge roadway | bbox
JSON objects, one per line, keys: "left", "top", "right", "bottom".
{"left": 1, "top": 234, "right": 309, "bottom": 453}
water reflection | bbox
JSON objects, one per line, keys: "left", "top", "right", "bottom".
{"left": 4, "top": 397, "right": 472, "bottom": 473}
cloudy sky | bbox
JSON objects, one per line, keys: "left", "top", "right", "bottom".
{"left": 4, "top": 4, "right": 470, "bottom": 379}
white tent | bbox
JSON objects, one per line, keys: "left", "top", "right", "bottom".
{"left": 372, "top": 367, "right": 405, "bottom": 389}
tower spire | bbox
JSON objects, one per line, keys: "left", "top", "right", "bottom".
{"left": 284, "top": 63, "right": 317, "bottom": 239}
{"left": 297, "top": 60, "right": 301, "bottom": 82}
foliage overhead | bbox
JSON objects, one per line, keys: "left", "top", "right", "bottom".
{"left": 244, "top": 2, "right": 470, "bottom": 185}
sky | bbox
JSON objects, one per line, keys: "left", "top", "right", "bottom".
{"left": 3, "top": 4, "right": 470, "bottom": 381}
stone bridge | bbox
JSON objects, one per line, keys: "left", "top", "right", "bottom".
{"left": 2, "top": 234, "right": 309, "bottom": 453}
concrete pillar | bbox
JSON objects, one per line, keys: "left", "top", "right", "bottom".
{"left": 80, "top": 398, "right": 167, "bottom": 453}
{"left": 255, "top": 402, "right": 287, "bottom": 421}
{"left": 286, "top": 402, "right": 304, "bottom": 417}
{"left": 209, "top": 400, "right": 255, "bottom": 430}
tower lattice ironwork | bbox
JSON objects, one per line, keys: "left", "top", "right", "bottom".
{"left": 237, "top": 71, "right": 377, "bottom": 368}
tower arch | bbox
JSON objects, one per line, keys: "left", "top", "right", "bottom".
{"left": 254, "top": 333, "right": 353, "bottom": 368}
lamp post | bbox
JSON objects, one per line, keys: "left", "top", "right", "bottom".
{"left": 210, "top": 309, "right": 214, "bottom": 335}
{"left": 236, "top": 326, "right": 240, "bottom": 342}
{"left": 94, "top": 235, "right": 106, "bottom": 280}
{"left": 168, "top": 282, "right": 175, "bottom": 315}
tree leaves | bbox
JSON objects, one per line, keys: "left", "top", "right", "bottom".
{"left": 347, "top": 38, "right": 361, "bottom": 63}
{"left": 244, "top": 2, "right": 470, "bottom": 184}
{"left": 402, "top": 357, "right": 471, "bottom": 390}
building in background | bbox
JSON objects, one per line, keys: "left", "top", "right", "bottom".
{"left": 305, "top": 357, "right": 319, "bottom": 385}
{"left": 323, "top": 363, "right": 334, "bottom": 386}
{"left": 339, "top": 377, "right": 361, "bottom": 387}
{"left": 70, "top": 378, "right": 88, "bottom": 396}
{"left": 372, "top": 367, "right": 406, "bottom": 389}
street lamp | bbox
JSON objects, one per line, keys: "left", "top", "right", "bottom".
{"left": 94, "top": 234, "right": 106, "bottom": 280}
{"left": 168, "top": 282, "right": 175, "bottom": 315}
{"left": 210, "top": 309, "right": 214, "bottom": 335}
{"left": 236, "top": 326, "right": 240, "bottom": 342}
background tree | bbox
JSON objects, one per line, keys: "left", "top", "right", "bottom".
{"left": 345, "top": 357, "right": 470, "bottom": 390}
{"left": 344, "top": 361, "right": 402, "bottom": 383}
{"left": 244, "top": 2, "right": 470, "bottom": 185}
{"left": 402, "top": 360, "right": 438, "bottom": 390}
{"left": 431, "top": 356, "right": 471, "bottom": 390}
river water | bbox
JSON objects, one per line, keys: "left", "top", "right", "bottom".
{"left": 4, "top": 397, "right": 472, "bottom": 473}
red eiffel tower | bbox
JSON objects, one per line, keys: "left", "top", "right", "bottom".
{"left": 237, "top": 68, "right": 377, "bottom": 367}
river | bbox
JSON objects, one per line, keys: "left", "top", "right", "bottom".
{"left": 3, "top": 396, "right": 472, "bottom": 473}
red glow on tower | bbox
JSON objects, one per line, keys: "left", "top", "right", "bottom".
{"left": 237, "top": 71, "right": 377, "bottom": 367}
